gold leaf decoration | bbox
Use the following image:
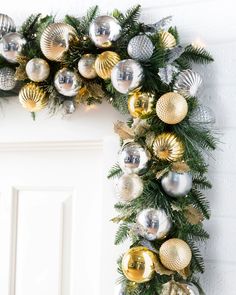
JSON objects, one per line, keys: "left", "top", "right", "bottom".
{"left": 156, "top": 168, "right": 169, "bottom": 180}
{"left": 154, "top": 256, "right": 174, "bottom": 276}
{"left": 184, "top": 205, "right": 204, "bottom": 225}
{"left": 161, "top": 281, "right": 191, "bottom": 295}
{"left": 177, "top": 264, "right": 191, "bottom": 279}
{"left": 114, "top": 121, "right": 135, "bottom": 140}
{"left": 15, "top": 55, "right": 29, "bottom": 81}
{"left": 132, "top": 118, "right": 150, "bottom": 136}
{"left": 171, "top": 162, "right": 190, "bottom": 173}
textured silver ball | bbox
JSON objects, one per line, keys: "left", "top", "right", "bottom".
{"left": 186, "top": 283, "right": 200, "bottom": 295}
{"left": 161, "top": 171, "right": 192, "bottom": 197}
{"left": 0, "top": 67, "right": 16, "bottom": 90}
{"left": 111, "top": 59, "right": 143, "bottom": 94}
{"left": 0, "top": 14, "right": 15, "bottom": 38}
{"left": 89, "top": 15, "right": 121, "bottom": 48}
{"left": 78, "top": 54, "right": 97, "bottom": 79}
{"left": 136, "top": 208, "right": 172, "bottom": 240}
{"left": 26, "top": 58, "right": 50, "bottom": 82}
{"left": 190, "top": 104, "right": 215, "bottom": 124}
{"left": 63, "top": 100, "right": 76, "bottom": 114}
{"left": 0, "top": 32, "right": 25, "bottom": 63}
{"left": 128, "top": 35, "right": 154, "bottom": 61}
{"left": 115, "top": 174, "right": 143, "bottom": 202}
{"left": 54, "top": 68, "right": 82, "bottom": 97}
{"left": 118, "top": 142, "right": 150, "bottom": 174}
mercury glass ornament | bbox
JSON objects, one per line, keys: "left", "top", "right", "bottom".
{"left": 174, "top": 69, "right": 202, "bottom": 97}
{"left": 115, "top": 174, "right": 143, "bottom": 202}
{"left": 78, "top": 54, "right": 97, "bottom": 79}
{"left": 128, "top": 91, "right": 154, "bottom": 118}
{"left": 136, "top": 208, "right": 172, "bottom": 240}
{"left": 95, "top": 51, "right": 120, "bottom": 79}
{"left": 26, "top": 58, "right": 50, "bottom": 82}
{"left": 54, "top": 68, "right": 81, "bottom": 97}
{"left": 186, "top": 283, "right": 200, "bottom": 295}
{"left": 0, "top": 14, "right": 15, "bottom": 38}
{"left": 161, "top": 170, "right": 192, "bottom": 197}
{"left": 118, "top": 142, "right": 150, "bottom": 174}
{"left": 128, "top": 35, "right": 154, "bottom": 61}
{"left": 89, "top": 15, "right": 121, "bottom": 48}
{"left": 0, "top": 32, "right": 25, "bottom": 63}
{"left": 189, "top": 104, "right": 215, "bottom": 124}
{"left": 0, "top": 67, "right": 16, "bottom": 90}
{"left": 111, "top": 59, "right": 143, "bottom": 94}
{"left": 63, "top": 99, "right": 76, "bottom": 114}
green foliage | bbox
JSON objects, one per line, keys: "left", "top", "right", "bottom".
{"left": 180, "top": 45, "right": 214, "bottom": 64}
{"left": 168, "top": 26, "right": 179, "bottom": 44}
{"left": 107, "top": 163, "right": 122, "bottom": 179}
{"left": 115, "top": 223, "right": 131, "bottom": 245}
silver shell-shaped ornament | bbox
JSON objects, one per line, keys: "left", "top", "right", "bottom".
{"left": 0, "top": 67, "right": 16, "bottom": 90}
{"left": 128, "top": 35, "right": 154, "bottom": 61}
{"left": 40, "top": 23, "right": 77, "bottom": 61}
{"left": 118, "top": 142, "right": 150, "bottom": 174}
{"left": 78, "top": 54, "right": 97, "bottom": 79}
{"left": 89, "top": 15, "right": 121, "bottom": 48}
{"left": 54, "top": 68, "right": 82, "bottom": 97}
{"left": 136, "top": 208, "right": 172, "bottom": 240}
{"left": 189, "top": 104, "right": 215, "bottom": 124}
{"left": 63, "top": 99, "right": 76, "bottom": 114}
{"left": 186, "top": 283, "right": 200, "bottom": 295}
{"left": 111, "top": 59, "right": 143, "bottom": 94}
{"left": 0, "top": 32, "right": 25, "bottom": 63}
{"left": 0, "top": 14, "right": 15, "bottom": 38}
{"left": 26, "top": 58, "right": 50, "bottom": 82}
{"left": 161, "top": 171, "right": 192, "bottom": 198}
{"left": 174, "top": 69, "right": 202, "bottom": 97}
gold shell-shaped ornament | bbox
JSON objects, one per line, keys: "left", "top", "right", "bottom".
{"left": 40, "top": 23, "right": 77, "bottom": 61}
{"left": 95, "top": 51, "right": 120, "bottom": 79}
{"left": 159, "top": 31, "right": 176, "bottom": 49}
{"left": 19, "top": 83, "right": 48, "bottom": 112}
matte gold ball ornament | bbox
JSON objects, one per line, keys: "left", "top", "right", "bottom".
{"left": 26, "top": 58, "right": 50, "bottom": 82}
{"left": 128, "top": 91, "right": 154, "bottom": 118}
{"left": 95, "top": 51, "right": 120, "bottom": 79}
{"left": 78, "top": 54, "right": 97, "bottom": 79}
{"left": 122, "top": 246, "right": 157, "bottom": 283}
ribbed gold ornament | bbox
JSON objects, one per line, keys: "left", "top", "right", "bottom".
{"left": 159, "top": 31, "right": 176, "bottom": 49}
{"left": 128, "top": 91, "right": 154, "bottom": 118}
{"left": 19, "top": 83, "right": 48, "bottom": 112}
{"left": 159, "top": 238, "right": 192, "bottom": 271}
{"left": 95, "top": 51, "right": 120, "bottom": 79}
{"left": 156, "top": 92, "right": 188, "bottom": 124}
{"left": 122, "top": 246, "right": 157, "bottom": 283}
{"left": 153, "top": 132, "right": 184, "bottom": 162}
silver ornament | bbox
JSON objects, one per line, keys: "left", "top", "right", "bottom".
{"left": 0, "top": 14, "right": 15, "bottom": 38}
{"left": 186, "top": 283, "right": 200, "bottom": 295}
{"left": 158, "top": 65, "right": 179, "bottom": 84}
{"left": 161, "top": 171, "right": 192, "bottom": 197}
{"left": 118, "top": 142, "right": 150, "bottom": 174}
{"left": 174, "top": 69, "right": 202, "bottom": 97}
{"left": 189, "top": 104, "right": 215, "bottom": 124}
{"left": 26, "top": 58, "right": 50, "bottom": 82}
{"left": 114, "top": 283, "right": 126, "bottom": 295}
{"left": 0, "top": 32, "right": 25, "bottom": 63}
{"left": 166, "top": 45, "right": 184, "bottom": 64}
{"left": 63, "top": 100, "right": 76, "bottom": 114}
{"left": 144, "top": 16, "right": 173, "bottom": 33}
{"left": 111, "top": 59, "right": 143, "bottom": 94}
{"left": 128, "top": 35, "right": 154, "bottom": 61}
{"left": 0, "top": 67, "right": 16, "bottom": 90}
{"left": 89, "top": 15, "right": 121, "bottom": 48}
{"left": 78, "top": 54, "right": 97, "bottom": 79}
{"left": 136, "top": 208, "right": 172, "bottom": 240}
{"left": 54, "top": 68, "right": 81, "bottom": 97}
{"left": 115, "top": 173, "right": 143, "bottom": 202}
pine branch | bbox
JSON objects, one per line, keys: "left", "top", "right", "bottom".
{"left": 179, "top": 224, "right": 209, "bottom": 242}
{"left": 78, "top": 6, "right": 99, "bottom": 35}
{"left": 188, "top": 240, "right": 205, "bottom": 273}
{"left": 115, "top": 5, "right": 141, "bottom": 28}
{"left": 107, "top": 163, "right": 122, "bottom": 179}
{"left": 64, "top": 15, "right": 81, "bottom": 32}
{"left": 20, "top": 13, "right": 41, "bottom": 39}
{"left": 168, "top": 26, "right": 179, "bottom": 44}
{"left": 193, "top": 176, "right": 212, "bottom": 190}
{"left": 187, "top": 189, "right": 210, "bottom": 219}
{"left": 180, "top": 45, "right": 214, "bottom": 64}
{"left": 115, "top": 223, "right": 131, "bottom": 245}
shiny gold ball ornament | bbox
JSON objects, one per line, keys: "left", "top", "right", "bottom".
{"left": 122, "top": 247, "right": 157, "bottom": 283}
{"left": 95, "top": 51, "right": 120, "bottom": 79}
{"left": 19, "top": 83, "right": 48, "bottom": 112}
{"left": 128, "top": 91, "right": 154, "bottom": 118}
{"left": 78, "top": 54, "right": 97, "bottom": 79}
{"left": 156, "top": 92, "right": 188, "bottom": 124}
{"left": 153, "top": 133, "right": 184, "bottom": 162}
{"left": 40, "top": 23, "right": 77, "bottom": 61}
{"left": 159, "top": 31, "right": 176, "bottom": 49}
{"left": 159, "top": 238, "right": 192, "bottom": 271}
{"left": 26, "top": 58, "right": 50, "bottom": 82}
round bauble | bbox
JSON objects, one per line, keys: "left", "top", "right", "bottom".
{"left": 89, "top": 15, "right": 121, "bottom": 48}
{"left": 159, "top": 238, "right": 192, "bottom": 271}
{"left": 40, "top": 23, "right": 77, "bottom": 61}
{"left": 95, "top": 51, "right": 120, "bottom": 79}
{"left": 0, "top": 14, "right": 16, "bottom": 37}
{"left": 118, "top": 142, "right": 150, "bottom": 174}
{"left": 111, "top": 59, "right": 143, "bottom": 94}
{"left": 78, "top": 54, "right": 97, "bottom": 79}
{"left": 115, "top": 174, "right": 143, "bottom": 202}
{"left": 161, "top": 171, "right": 192, "bottom": 197}
{"left": 0, "top": 32, "right": 25, "bottom": 63}
{"left": 159, "top": 31, "right": 176, "bottom": 49}
{"left": 122, "top": 246, "right": 157, "bottom": 283}
{"left": 26, "top": 58, "right": 50, "bottom": 82}
{"left": 128, "top": 91, "right": 154, "bottom": 118}
{"left": 156, "top": 92, "right": 188, "bottom": 124}
{"left": 128, "top": 35, "right": 154, "bottom": 61}
{"left": 63, "top": 99, "right": 76, "bottom": 114}
{"left": 54, "top": 68, "right": 82, "bottom": 97}
{"left": 189, "top": 104, "right": 215, "bottom": 124}
{"left": 0, "top": 67, "right": 16, "bottom": 90}
{"left": 136, "top": 208, "right": 172, "bottom": 240}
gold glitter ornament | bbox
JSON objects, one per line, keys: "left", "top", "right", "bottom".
{"left": 95, "top": 51, "right": 120, "bottom": 79}
{"left": 128, "top": 91, "right": 154, "bottom": 118}
{"left": 159, "top": 31, "right": 176, "bottom": 49}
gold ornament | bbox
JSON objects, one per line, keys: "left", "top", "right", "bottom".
{"left": 171, "top": 162, "right": 190, "bottom": 173}
{"left": 184, "top": 206, "right": 204, "bottom": 225}
{"left": 128, "top": 91, "right": 154, "bottom": 118}
{"left": 160, "top": 281, "right": 191, "bottom": 295}
{"left": 78, "top": 54, "right": 97, "bottom": 79}
{"left": 153, "top": 132, "right": 184, "bottom": 162}
{"left": 15, "top": 55, "right": 29, "bottom": 81}
{"left": 156, "top": 92, "right": 188, "bottom": 124}
{"left": 95, "top": 51, "right": 120, "bottom": 79}
{"left": 19, "top": 83, "right": 48, "bottom": 112}
{"left": 122, "top": 246, "right": 157, "bottom": 283}
{"left": 114, "top": 121, "right": 135, "bottom": 140}
{"left": 159, "top": 31, "right": 176, "bottom": 49}
{"left": 159, "top": 238, "right": 192, "bottom": 271}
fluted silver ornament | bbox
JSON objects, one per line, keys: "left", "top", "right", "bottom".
{"left": 161, "top": 171, "right": 192, "bottom": 197}
{"left": 128, "top": 35, "right": 154, "bottom": 61}
{"left": 118, "top": 142, "right": 150, "bottom": 174}
{"left": 0, "top": 14, "right": 15, "bottom": 38}
{"left": 89, "top": 15, "right": 121, "bottom": 48}
{"left": 26, "top": 58, "right": 50, "bottom": 82}
{"left": 63, "top": 99, "right": 76, "bottom": 114}
{"left": 111, "top": 59, "right": 143, "bottom": 94}
{"left": 0, "top": 32, "right": 25, "bottom": 63}
{"left": 189, "top": 104, "right": 215, "bottom": 124}
{"left": 115, "top": 174, "right": 143, "bottom": 202}
{"left": 136, "top": 208, "right": 172, "bottom": 240}
{"left": 78, "top": 54, "right": 97, "bottom": 79}
{"left": 0, "top": 67, "right": 16, "bottom": 90}
{"left": 174, "top": 69, "right": 202, "bottom": 97}
{"left": 54, "top": 68, "right": 81, "bottom": 97}
{"left": 186, "top": 283, "right": 200, "bottom": 295}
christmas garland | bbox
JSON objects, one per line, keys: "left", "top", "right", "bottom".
{"left": 0, "top": 5, "right": 216, "bottom": 295}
